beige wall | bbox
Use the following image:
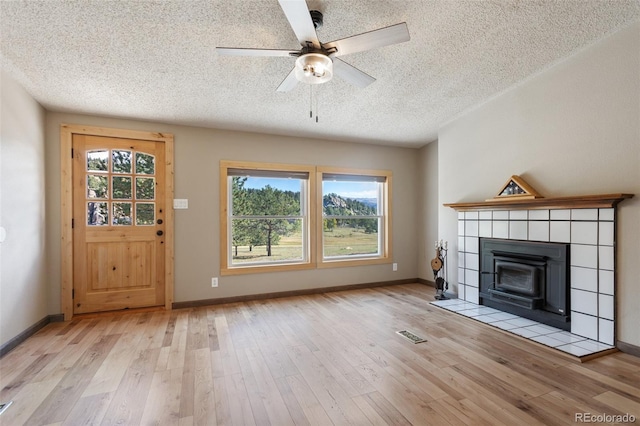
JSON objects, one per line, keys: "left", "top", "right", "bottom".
{"left": 7, "top": 21, "right": 636, "bottom": 350}
{"left": 438, "top": 22, "right": 640, "bottom": 346}
{"left": 44, "top": 113, "right": 421, "bottom": 309}
{"left": 1, "top": 70, "right": 48, "bottom": 346}
{"left": 417, "top": 141, "right": 439, "bottom": 281}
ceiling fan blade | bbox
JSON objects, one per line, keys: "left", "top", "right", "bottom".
{"left": 278, "top": 0, "right": 320, "bottom": 48}
{"left": 332, "top": 58, "right": 376, "bottom": 88}
{"left": 323, "top": 22, "right": 410, "bottom": 57}
{"left": 216, "top": 47, "right": 298, "bottom": 57}
{"left": 276, "top": 68, "right": 299, "bottom": 92}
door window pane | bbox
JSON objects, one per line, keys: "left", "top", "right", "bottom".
{"left": 113, "top": 202, "right": 132, "bottom": 225}
{"left": 136, "top": 153, "right": 155, "bottom": 175}
{"left": 87, "top": 202, "right": 108, "bottom": 225}
{"left": 87, "top": 175, "right": 108, "bottom": 199}
{"left": 112, "top": 150, "right": 132, "bottom": 173}
{"left": 136, "top": 203, "right": 155, "bottom": 225}
{"left": 112, "top": 176, "right": 132, "bottom": 199}
{"left": 136, "top": 177, "right": 155, "bottom": 200}
{"left": 87, "top": 150, "right": 108, "bottom": 172}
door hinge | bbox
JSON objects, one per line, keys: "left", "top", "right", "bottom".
{"left": 71, "top": 148, "right": 74, "bottom": 158}
{"left": 72, "top": 218, "right": 74, "bottom": 229}
{"left": 72, "top": 289, "right": 75, "bottom": 299}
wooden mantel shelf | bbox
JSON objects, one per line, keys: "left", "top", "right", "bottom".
{"left": 444, "top": 193, "right": 634, "bottom": 211}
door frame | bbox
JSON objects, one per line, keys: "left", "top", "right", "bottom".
{"left": 61, "top": 124, "right": 175, "bottom": 320}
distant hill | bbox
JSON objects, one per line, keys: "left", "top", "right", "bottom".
{"left": 354, "top": 198, "right": 378, "bottom": 209}
{"left": 323, "top": 193, "right": 377, "bottom": 216}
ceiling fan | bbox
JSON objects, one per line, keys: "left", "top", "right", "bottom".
{"left": 216, "top": 0, "right": 410, "bottom": 92}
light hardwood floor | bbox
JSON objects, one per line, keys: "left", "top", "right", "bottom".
{"left": 1, "top": 283, "right": 639, "bottom": 425}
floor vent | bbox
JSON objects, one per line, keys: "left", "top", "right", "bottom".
{"left": 0, "top": 401, "right": 13, "bottom": 416}
{"left": 396, "top": 330, "right": 427, "bottom": 344}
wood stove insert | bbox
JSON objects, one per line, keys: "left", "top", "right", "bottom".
{"left": 480, "top": 238, "right": 570, "bottom": 330}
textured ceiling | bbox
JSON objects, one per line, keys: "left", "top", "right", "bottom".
{"left": 1, "top": 1, "right": 639, "bottom": 147}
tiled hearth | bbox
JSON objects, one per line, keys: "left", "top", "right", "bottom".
{"left": 432, "top": 299, "right": 615, "bottom": 358}
{"left": 456, "top": 207, "right": 616, "bottom": 345}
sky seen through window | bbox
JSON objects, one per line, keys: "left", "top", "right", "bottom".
{"left": 244, "top": 177, "right": 378, "bottom": 200}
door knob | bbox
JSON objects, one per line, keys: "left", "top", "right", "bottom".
{"left": 156, "top": 230, "right": 164, "bottom": 236}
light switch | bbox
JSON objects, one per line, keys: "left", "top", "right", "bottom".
{"left": 173, "top": 199, "right": 189, "bottom": 209}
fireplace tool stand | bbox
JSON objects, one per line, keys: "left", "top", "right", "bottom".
{"left": 431, "top": 240, "right": 448, "bottom": 300}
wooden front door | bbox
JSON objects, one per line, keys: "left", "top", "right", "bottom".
{"left": 72, "top": 134, "right": 167, "bottom": 314}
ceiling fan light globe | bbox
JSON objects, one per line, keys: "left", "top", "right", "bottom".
{"left": 295, "top": 53, "right": 333, "bottom": 84}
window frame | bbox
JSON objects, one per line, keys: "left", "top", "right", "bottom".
{"left": 220, "top": 162, "right": 392, "bottom": 275}
{"left": 220, "top": 160, "right": 317, "bottom": 275}
{"left": 316, "top": 166, "right": 392, "bottom": 268}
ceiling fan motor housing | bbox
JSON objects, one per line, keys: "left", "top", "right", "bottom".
{"left": 310, "top": 10, "right": 323, "bottom": 29}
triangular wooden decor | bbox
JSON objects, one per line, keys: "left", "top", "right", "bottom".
{"left": 487, "top": 175, "right": 543, "bottom": 201}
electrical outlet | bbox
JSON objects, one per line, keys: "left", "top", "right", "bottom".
{"left": 392, "top": 263, "right": 398, "bottom": 271}
{"left": 211, "top": 277, "right": 218, "bottom": 287}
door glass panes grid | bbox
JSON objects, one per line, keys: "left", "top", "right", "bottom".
{"left": 86, "top": 150, "right": 155, "bottom": 226}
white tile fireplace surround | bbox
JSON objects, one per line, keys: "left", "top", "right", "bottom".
{"left": 431, "top": 299, "right": 615, "bottom": 358}
{"left": 455, "top": 207, "right": 617, "bottom": 345}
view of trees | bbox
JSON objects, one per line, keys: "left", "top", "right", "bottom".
{"left": 323, "top": 193, "right": 378, "bottom": 234}
{"left": 231, "top": 177, "right": 301, "bottom": 257}
{"left": 86, "top": 150, "right": 155, "bottom": 226}
{"left": 322, "top": 193, "right": 377, "bottom": 216}
{"left": 230, "top": 176, "right": 381, "bottom": 262}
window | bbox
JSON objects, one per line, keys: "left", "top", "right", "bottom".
{"left": 220, "top": 162, "right": 391, "bottom": 274}
{"left": 318, "top": 167, "right": 392, "bottom": 266}
{"left": 220, "top": 161, "right": 316, "bottom": 275}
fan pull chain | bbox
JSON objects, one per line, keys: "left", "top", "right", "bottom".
{"left": 309, "top": 85, "right": 320, "bottom": 123}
